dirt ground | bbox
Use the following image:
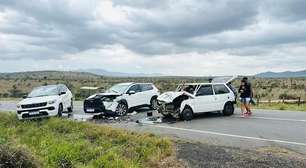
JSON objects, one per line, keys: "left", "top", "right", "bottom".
{"left": 177, "top": 142, "right": 306, "bottom": 168}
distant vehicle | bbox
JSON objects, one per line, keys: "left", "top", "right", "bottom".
{"left": 84, "top": 83, "right": 160, "bottom": 116}
{"left": 16, "top": 84, "right": 73, "bottom": 120}
{"left": 157, "top": 77, "right": 236, "bottom": 121}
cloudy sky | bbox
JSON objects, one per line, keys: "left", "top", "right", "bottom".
{"left": 0, "top": 0, "right": 306, "bottom": 76}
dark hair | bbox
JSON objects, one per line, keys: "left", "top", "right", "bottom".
{"left": 243, "top": 77, "right": 248, "bottom": 80}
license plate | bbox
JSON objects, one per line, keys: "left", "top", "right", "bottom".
{"left": 86, "top": 109, "right": 95, "bottom": 112}
{"left": 29, "top": 111, "right": 40, "bottom": 115}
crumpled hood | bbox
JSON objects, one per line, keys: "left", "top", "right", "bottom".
{"left": 157, "top": 91, "right": 194, "bottom": 103}
{"left": 18, "top": 95, "right": 59, "bottom": 105}
{"left": 86, "top": 92, "right": 121, "bottom": 100}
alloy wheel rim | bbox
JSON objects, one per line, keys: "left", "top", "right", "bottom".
{"left": 117, "top": 104, "right": 127, "bottom": 116}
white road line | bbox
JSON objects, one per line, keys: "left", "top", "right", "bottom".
{"left": 233, "top": 116, "right": 306, "bottom": 122}
{"left": 149, "top": 125, "right": 306, "bottom": 147}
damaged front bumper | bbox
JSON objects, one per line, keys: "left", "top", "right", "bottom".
{"left": 84, "top": 99, "right": 118, "bottom": 116}
{"left": 157, "top": 102, "right": 180, "bottom": 118}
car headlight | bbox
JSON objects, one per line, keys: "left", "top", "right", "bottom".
{"left": 17, "top": 104, "right": 21, "bottom": 108}
{"left": 48, "top": 99, "right": 57, "bottom": 104}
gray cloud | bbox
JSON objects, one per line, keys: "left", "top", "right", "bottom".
{"left": 0, "top": 0, "right": 306, "bottom": 74}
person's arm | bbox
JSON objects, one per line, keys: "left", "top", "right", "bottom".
{"left": 238, "top": 85, "right": 242, "bottom": 93}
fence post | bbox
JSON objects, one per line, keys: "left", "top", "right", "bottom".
{"left": 257, "top": 98, "right": 259, "bottom": 106}
{"left": 298, "top": 97, "right": 301, "bottom": 106}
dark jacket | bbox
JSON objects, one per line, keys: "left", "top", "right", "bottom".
{"left": 239, "top": 83, "right": 252, "bottom": 98}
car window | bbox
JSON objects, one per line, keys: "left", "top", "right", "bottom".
{"left": 27, "top": 85, "right": 60, "bottom": 98}
{"left": 213, "top": 84, "right": 230, "bottom": 94}
{"left": 196, "top": 85, "right": 214, "bottom": 96}
{"left": 140, "top": 84, "right": 153, "bottom": 91}
{"left": 127, "top": 84, "right": 141, "bottom": 93}
{"left": 59, "top": 85, "right": 67, "bottom": 92}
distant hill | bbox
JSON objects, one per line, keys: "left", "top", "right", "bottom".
{"left": 0, "top": 71, "right": 101, "bottom": 80}
{"left": 256, "top": 70, "right": 306, "bottom": 78}
{"left": 78, "top": 68, "right": 163, "bottom": 77}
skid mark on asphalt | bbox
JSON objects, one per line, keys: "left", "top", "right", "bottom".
{"left": 149, "top": 125, "right": 306, "bottom": 147}
{"left": 233, "top": 116, "right": 306, "bottom": 122}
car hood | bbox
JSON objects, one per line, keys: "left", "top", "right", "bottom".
{"left": 86, "top": 92, "right": 121, "bottom": 100}
{"left": 18, "top": 95, "right": 59, "bottom": 105}
{"left": 157, "top": 91, "right": 194, "bottom": 103}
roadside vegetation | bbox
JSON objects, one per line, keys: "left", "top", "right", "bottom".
{"left": 0, "top": 112, "right": 174, "bottom": 168}
{"left": 0, "top": 71, "right": 305, "bottom": 111}
{"left": 253, "top": 103, "right": 306, "bottom": 112}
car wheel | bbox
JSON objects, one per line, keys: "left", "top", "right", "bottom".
{"left": 181, "top": 107, "right": 193, "bottom": 121}
{"left": 223, "top": 102, "right": 234, "bottom": 116}
{"left": 115, "top": 103, "right": 128, "bottom": 116}
{"left": 58, "top": 104, "right": 63, "bottom": 117}
{"left": 68, "top": 100, "right": 73, "bottom": 113}
{"left": 150, "top": 97, "right": 159, "bottom": 110}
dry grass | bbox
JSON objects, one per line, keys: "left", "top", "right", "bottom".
{"left": 0, "top": 112, "right": 175, "bottom": 168}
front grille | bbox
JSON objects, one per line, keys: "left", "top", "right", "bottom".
{"left": 84, "top": 99, "right": 105, "bottom": 112}
{"left": 21, "top": 102, "right": 47, "bottom": 109}
{"left": 17, "top": 106, "right": 55, "bottom": 114}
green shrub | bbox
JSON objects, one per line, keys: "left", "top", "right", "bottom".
{"left": 0, "top": 113, "right": 173, "bottom": 168}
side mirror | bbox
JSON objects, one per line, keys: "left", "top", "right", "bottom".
{"left": 128, "top": 90, "right": 136, "bottom": 95}
{"left": 22, "top": 95, "right": 28, "bottom": 99}
{"left": 59, "top": 91, "right": 66, "bottom": 95}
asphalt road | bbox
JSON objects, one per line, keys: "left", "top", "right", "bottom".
{"left": 1, "top": 100, "right": 306, "bottom": 155}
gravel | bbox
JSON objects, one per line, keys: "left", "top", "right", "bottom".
{"left": 177, "top": 142, "right": 306, "bottom": 168}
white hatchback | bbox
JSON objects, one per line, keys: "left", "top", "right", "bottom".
{"left": 17, "top": 84, "right": 73, "bottom": 120}
{"left": 157, "top": 77, "right": 236, "bottom": 121}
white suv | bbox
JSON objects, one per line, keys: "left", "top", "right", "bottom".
{"left": 157, "top": 77, "right": 236, "bottom": 121}
{"left": 84, "top": 83, "right": 160, "bottom": 116}
{"left": 17, "top": 84, "right": 73, "bottom": 120}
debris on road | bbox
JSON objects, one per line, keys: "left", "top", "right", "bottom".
{"left": 136, "top": 116, "right": 178, "bottom": 125}
{"left": 127, "top": 111, "right": 138, "bottom": 116}
{"left": 136, "top": 116, "right": 163, "bottom": 125}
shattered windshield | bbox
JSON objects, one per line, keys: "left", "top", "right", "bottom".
{"left": 177, "top": 84, "right": 198, "bottom": 94}
{"left": 107, "top": 84, "right": 130, "bottom": 94}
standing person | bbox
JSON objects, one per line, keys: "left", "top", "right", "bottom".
{"left": 242, "top": 77, "right": 253, "bottom": 115}
{"left": 238, "top": 80, "right": 246, "bottom": 117}
{"left": 238, "top": 79, "right": 252, "bottom": 117}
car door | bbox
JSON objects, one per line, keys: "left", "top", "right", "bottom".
{"left": 125, "top": 84, "right": 143, "bottom": 108}
{"left": 139, "top": 84, "right": 154, "bottom": 105}
{"left": 59, "top": 85, "right": 70, "bottom": 109}
{"left": 192, "top": 85, "right": 217, "bottom": 113}
{"left": 213, "top": 84, "right": 231, "bottom": 110}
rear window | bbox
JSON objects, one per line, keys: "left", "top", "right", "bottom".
{"left": 140, "top": 84, "right": 153, "bottom": 91}
{"left": 213, "top": 84, "right": 230, "bottom": 94}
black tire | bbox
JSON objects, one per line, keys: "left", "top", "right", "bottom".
{"left": 68, "top": 100, "right": 73, "bottom": 113}
{"left": 223, "top": 102, "right": 234, "bottom": 116}
{"left": 181, "top": 107, "right": 194, "bottom": 121}
{"left": 150, "top": 97, "right": 159, "bottom": 110}
{"left": 58, "top": 104, "right": 63, "bottom": 117}
{"left": 115, "top": 103, "right": 128, "bottom": 116}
